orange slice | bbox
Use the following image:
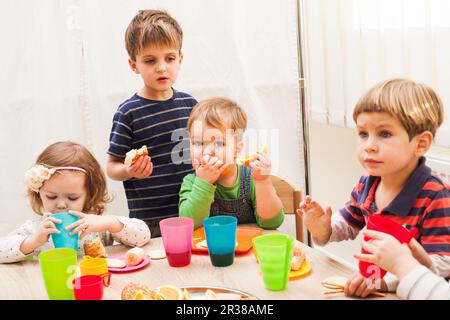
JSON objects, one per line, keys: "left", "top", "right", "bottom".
{"left": 156, "top": 285, "right": 184, "bottom": 300}
{"left": 240, "top": 146, "right": 269, "bottom": 167}
{"left": 220, "top": 165, "right": 232, "bottom": 176}
{"left": 240, "top": 155, "right": 255, "bottom": 167}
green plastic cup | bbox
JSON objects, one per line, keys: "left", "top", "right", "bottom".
{"left": 254, "top": 233, "right": 294, "bottom": 291}
{"left": 38, "top": 248, "right": 77, "bottom": 300}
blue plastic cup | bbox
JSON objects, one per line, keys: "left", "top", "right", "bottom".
{"left": 203, "top": 216, "right": 237, "bottom": 267}
{"left": 51, "top": 212, "right": 79, "bottom": 251}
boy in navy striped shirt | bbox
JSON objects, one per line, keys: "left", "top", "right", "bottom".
{"left": 107, "top": 10, "right": 196, "bottom": 237}
{"left": 297, "top": 79, "right": 450, "bottom": 297}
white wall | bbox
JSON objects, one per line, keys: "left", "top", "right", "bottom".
{"left": 309, "top": 121, "right": 364, "bottom": 265}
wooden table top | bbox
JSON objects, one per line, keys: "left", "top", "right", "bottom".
{"left": 0, "top": 236, "right": 398, "bottom": 300}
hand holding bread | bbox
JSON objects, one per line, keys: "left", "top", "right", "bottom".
{"left": 125, "top": 145, "right": 153, "bottom": 179}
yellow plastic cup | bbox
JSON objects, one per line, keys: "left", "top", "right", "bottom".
{"left": 254, "top": 233, "right": 294, "bottom": 291}
{"left": 38, "top": 248, "right": 77, "bottom": 300}
{"left": 79, "top": 256, "right": 111, "bottom": 287}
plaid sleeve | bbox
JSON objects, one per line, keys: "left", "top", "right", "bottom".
{"left": 338, "top": 177, "right": 367, "bottom": 230}
{"left": 107, "top": 109, "right": 133, "bottom": 159}
{"left": 420, "top": 184, "right": 450, "bottom": 256}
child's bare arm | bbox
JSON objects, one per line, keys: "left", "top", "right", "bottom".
{"left": 408, "top": 238, "right": 432, "bottom": 269}
{"left": 254, "top": 179, "right": 283, "bottom": 220}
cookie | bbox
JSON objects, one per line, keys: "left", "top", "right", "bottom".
{"left": 321, "top": 276, "right": 348, "bottom": 289}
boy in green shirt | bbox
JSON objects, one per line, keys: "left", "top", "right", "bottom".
{"left": 179, "top": 97, "right": 285, "bottom": 229}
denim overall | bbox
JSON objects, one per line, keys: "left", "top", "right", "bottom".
{"left": 210, "top": 165, "right": 256, "bottom": 224}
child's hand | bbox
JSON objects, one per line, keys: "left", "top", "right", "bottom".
{"left": 195, "top": 154, "right": 229, "bottom": 184}
{"left": 296, "top": 196, "right": 332, "bottom": 243}
{"left": 354, "top": 230, "right": 423, "bottom": 279}
{"left": 33, "top": 212, "right": 62, "bottom": 246}
{"left": 66, "top": 211, "right": 113, "bottom": 239}
{"left": 344, "top": 273, "right": 386, "bottom": 298}
{"left": 126, "top": 155, "right": 153, "bottom": 179}
{"left": 250, "top": 150, "right": 272, "bottom": 181}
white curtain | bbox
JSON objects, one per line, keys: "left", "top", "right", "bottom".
{"left": 302, "top": 0, "right": 450, "bottom": 147}
{"left": 0, "top": 0, "right": 303, "bottom": 234}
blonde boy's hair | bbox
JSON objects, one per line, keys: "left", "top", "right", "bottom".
{"left": 353, "top": 78, "right": 444, "bottom": 139}
{"left": 125, "top": 9, "right": 183, "bottom": 61}
{"left": 187, "top": 97, "right": 247, "bottom": 140}
{"left": 28, "top": 141, "right": 111, "bottom": 215}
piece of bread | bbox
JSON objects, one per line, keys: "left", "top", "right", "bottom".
{"left": 290, "top": 246, "right": 305, "bottom": 271}
{"left": 83, "top": 237, "right": 107, "bottom": 258}
{"left": 147, "top": 249, "right": 167, "bottom": 260}
{"left": 125, "top": 247, "right": 145, "bottom": 266}
{"left": 124, "top": 145, "right": 148, "bottom": 167}
{"left": 121, "top": 283, "right": 161, "bottom": 300}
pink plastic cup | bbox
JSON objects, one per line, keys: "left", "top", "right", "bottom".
{"left": 159, "top": 217, "right": 194, "bottom": 267}
{"left": 359, "top": 215, "right": 418, "bottom": 279}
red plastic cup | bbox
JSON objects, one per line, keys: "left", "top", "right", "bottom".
{"left": 72, "top": 275, "right": 105, "bottom": 300}
{"left": 359, "top": 215, "right": 418, "bottom": 279}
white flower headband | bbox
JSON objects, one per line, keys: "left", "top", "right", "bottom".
{"left": 25, "top": 164, "right": 87, "bottom": 193}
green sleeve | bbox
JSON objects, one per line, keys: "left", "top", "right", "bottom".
{"left": 250, "top": 178, "right": 285, "bottom": 229}
{"left": 179, "top": 174, "right": 216, "bottom": 229}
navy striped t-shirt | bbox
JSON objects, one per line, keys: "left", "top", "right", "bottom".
{"left": 108, "top": 89, "right": 197, "bottom": 220}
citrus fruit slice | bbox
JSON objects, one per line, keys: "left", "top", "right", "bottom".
{"left": 156, "top": 285, "right": 184, "bottom": 300}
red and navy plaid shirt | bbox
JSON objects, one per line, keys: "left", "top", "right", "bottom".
{"left": 339, "top": 157, "right": 450, "bottom": 256}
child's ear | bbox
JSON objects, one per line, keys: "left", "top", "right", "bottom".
{"left": 128, "top": 59, "right": 139, "bottom": 74}
{"left": 414, "top": 131, "right": 433, "bottom": 156}
{"left": 179, "top": 51, "right": 184, "bottom": 65}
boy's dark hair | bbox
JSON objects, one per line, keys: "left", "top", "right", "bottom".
{"left": 125, "top": 9, "right": 183, "bottom": 61}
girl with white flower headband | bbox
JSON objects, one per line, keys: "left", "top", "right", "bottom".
{"left": 0, "top": 141, "right": 151, "bottom": 263}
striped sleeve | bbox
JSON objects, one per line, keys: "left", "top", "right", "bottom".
{"left": 108, "top": 108, "right": 133, "bottom": 159}
{"left": 338, "top": 177, "right": 367, "bottom": 230}
{"left": 397, "top": 265, "right": 450, "bottom": 300}
{"left": 420, "top": 182, "right": 450, "bottom": 256}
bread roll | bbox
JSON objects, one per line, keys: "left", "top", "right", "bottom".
{"left": 125, "top": 247, "right": 145, "bottom": 265}
{"left": 124, "top": 145, "right": 148, "bottom": 167}
{"left": 121, "top": 283, "right": 160, "bottom": 300}
{"left": 83, "top": 237, "right": 107, "bottom": 258}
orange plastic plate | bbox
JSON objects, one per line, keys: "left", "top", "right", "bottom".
{"left": 192, "top": 226, "right": 264, "bottom": 255}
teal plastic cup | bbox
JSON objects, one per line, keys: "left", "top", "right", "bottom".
{"left": 38, "top": 248, "right": 77, "bottom": 300}
{"left": 203, "top": 216, "right": 237, "bottom": 267}
{"left": 51, "top": 212, "right": 79, "bottom": 251}
{"left": 254, "top": 233, "right": 294, "bottom": 291}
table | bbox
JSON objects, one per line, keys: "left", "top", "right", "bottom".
{"left": 0, "top": 237, "right": 399, "bottom": 300}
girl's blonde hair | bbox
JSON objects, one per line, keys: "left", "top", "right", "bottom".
{"left": 353, "top": 78, "right": 444, "bottom": 139}
{"left": 28, "top": 141, "right": 111, "bottom": 215}
{"left": 187, "top": 97, "right": 247, "bottom": 140}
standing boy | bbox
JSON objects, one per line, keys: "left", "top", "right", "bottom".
{"left": 107, "top": 10, "right": 196, "bottom": 237}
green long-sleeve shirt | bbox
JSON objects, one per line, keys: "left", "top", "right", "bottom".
{"left": 179, "top": 165, "right": 284, "bottom": 229}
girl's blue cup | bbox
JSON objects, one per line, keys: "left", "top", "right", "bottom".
{"left": 203, "top": 215, "right": 237, "bottom": 267}
{"left": 50, "top": 212, "right": 79, "bottom": 251}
